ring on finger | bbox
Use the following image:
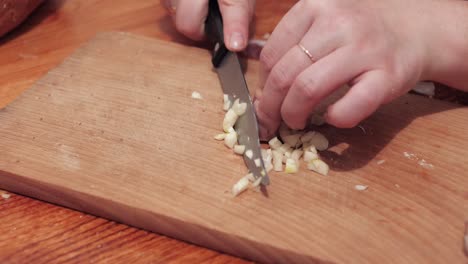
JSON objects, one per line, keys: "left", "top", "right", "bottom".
{"left": 297, "top": 43, "right": 315, "bottom": 63}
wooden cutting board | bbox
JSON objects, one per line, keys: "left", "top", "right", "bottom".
{"left": 0, "top": 32, "right": 467, "bottom": 264}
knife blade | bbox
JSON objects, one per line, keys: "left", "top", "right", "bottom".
{"left": 205, "top": 0, "right": 270, "bottom": 186}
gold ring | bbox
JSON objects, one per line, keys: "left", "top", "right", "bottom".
{"left": 298, "top": 43, "right": 314, "bottom": 62}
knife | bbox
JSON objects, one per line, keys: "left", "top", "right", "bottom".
{"left": 205, "top": 0, "right": 270, "bottom": 186}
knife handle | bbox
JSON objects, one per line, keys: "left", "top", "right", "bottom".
{"left": 205, "top": 0, "right": 229, "bottom": 68}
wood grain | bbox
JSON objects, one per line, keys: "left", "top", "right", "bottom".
{"left": 1, "top": 32, "right": 468, "bottom": 263}
{"left": 0, "top": 0, "right": 294, "bottom": 263}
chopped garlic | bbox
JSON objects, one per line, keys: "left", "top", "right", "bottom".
{"left": 224, "top": 131, "right": 237, "bottom": 149}
{"left": 214, "top": 133, "right": 226, "bottom": 141}
{"left": 233, "top": 144, "right": 245, "bottom": 155}
{"left": 282, "top": 151, "right": 292, "bottom": 164}
{"left": 272, "top": 150, "right": 283, "bottom": 171}
{"left": 232, "top": 175, "right": 250, "bottom": 196}
{"left": 252, "top": 177, "right": 262, "bottom": 187}
{"left": 278, "top": 143, "right": 292, "bottom": 154}
{"left": 285, "top": 158, "right": 299, "bottom": 173}
{"left": 307, "top": 159, "right": 329, "bottom": 175}
{"left": 282, "top": 133, "right": 302, "bottom": 148}
{"left": 223, "top": 94, "right": 231, "bottom": 111}
{"left": 232, "top": 99, "right": 247, "bottom": 116}
{"left": 268, "top": 137, "right": 282, "bottom": 150}
{"left": 308, "top": 132, "right": 329, "bottom": 151}
{"left": 1, "top": 193, "right": 11, "bottom": 199}
{"left": 191, "top": 91, "right": 203, "bottom": 99}
{"left": 261, "top": 149, "right": 272, "bottom": 164}
{"left": 245, "top": 149, "right": 253, "bottom": 159}
{"left": 300, "top": 131, "right": 316, "bottom": 144}
{"left": 254, "top": 158, "right": 261, "bottom": 167}
{"left": 354, "top": 185, "right": 368, "bottom": 191}
{"left": 223, "top": 109, "right": 239, "bottom": 132}
{"left": 291, "top": 149, "right": 304, "bottom": 161}
{"left": 304, "top": 150, "right": 319, "bottom": 162}
{"left": 246, "top": 173, "right": 255, "bottom": 181}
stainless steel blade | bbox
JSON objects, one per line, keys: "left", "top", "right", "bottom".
{"left": 215, "top": 51, "right": 270, "bottom": 185}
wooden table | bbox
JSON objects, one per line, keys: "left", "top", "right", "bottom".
{"left": 0, "top": 1, "right": 295, "bottom": 262}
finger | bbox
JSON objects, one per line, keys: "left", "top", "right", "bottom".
{"left": 219, "top": 0, "right": 255, "bottom": 51}
{"left": 325, "top": 71, "right": 398, "bottom": 128}
{"left": 175, "top": 0, "right": 209, "bottom": 41}
{"left": 259, "top": 1, "right": 318, "bottom": 80}
{"left": 255, "top": 26, "right": 345, "bottom": 136}
{"left": 163, "top": 0, "right": 178, "bottom": 17}
{"left": 280, "top": 47, "right": 366, "bottom": 130}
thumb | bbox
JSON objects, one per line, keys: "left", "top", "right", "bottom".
{"left": 218, "top": 0, "right": 255, "bottom": 51}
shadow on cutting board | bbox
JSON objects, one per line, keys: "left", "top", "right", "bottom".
{"left": 315, "top": 93, "right": 460, "bottom": 172}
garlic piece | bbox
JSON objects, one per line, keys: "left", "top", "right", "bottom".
{"left": 282, "top": 133, "right": 302, "bottom": 148}
{"left": 300, "top": 131, "right": 316, "bottom": 144}
{"left": 233, "top": 144, "right": 246, "bottom": 155}
{"left": 285, "top": 158, "right": 299, "bottom": 174}
{"left": 191, "top": 91, "right": 203, "bottom": 99}
{"left": 224, "top": 131, "right": 237, "bottom": 149}
{"left": 309, "top": 132, "right": 329, "bottom": 151}
{"left": 214, "top": 133, "right": 226, "bottom": 141}
{"left": 307, "top": 159, "right": 329, "bottom": 175}
{"left": 252, "top": 177, "right": 262, "bottom": 187}
{"left": 272, "top": 150, "right": 283, "bottom": 172}
{"left": 232, "top": 175, "right": 250, "bottom": 196}
{"left": 254, "top": 158, "right": 261, "bottom": 167}
{"left": 282, "top": 151, "right": 292, "bottom": 164}
{"left": 223, "top": 94, "right": 231, "bottom": 111}
{"left": 245, "top": 149, "right": 253, "bottom": 159}
{"left": 304, "top": 149, "right": 319, "bottom": 162}
{"left": 232, "top": 99, "right": 247, "bottom": 116}
{"left": 268, "top": 137, "right": 283, "bottom": 150}
{"left": 278, "top": 143, "right": 292, "bottom": 154}
{"left": 354, "top": 185, "right": 368, "bottom": 191}
{"left": 223, "top": 109, "right": 239, "bottom": 132}
{"left": 291, "top": 149, "right": 304, "bottom": 161}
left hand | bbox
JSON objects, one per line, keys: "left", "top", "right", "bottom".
{"left": 254, "top": 0, "right": 435, "bottom": 139}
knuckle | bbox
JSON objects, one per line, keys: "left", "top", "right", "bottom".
{"left": 294, "top": 75, "right": 318, "bottom": 101}
{"left": 259, "top": 46, "right": 277, "bottom": 72}
{"left": 269, "top": 65, "right": 292, "bottom": 93}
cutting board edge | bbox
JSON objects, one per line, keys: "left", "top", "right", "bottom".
{"left": 0, "top": 169, "right": 333, "bottom": 264}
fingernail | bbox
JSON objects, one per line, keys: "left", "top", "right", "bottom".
{"left": 229, "top": 32, "right": 244, "bottom": 51}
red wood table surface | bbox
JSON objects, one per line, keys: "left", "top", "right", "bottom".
{"left": 0, "top": 1, "right": 295, "bottom": 262}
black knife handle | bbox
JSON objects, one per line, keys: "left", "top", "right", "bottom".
{"left": 205, "top": 0, "right": 229, "bottom": 68}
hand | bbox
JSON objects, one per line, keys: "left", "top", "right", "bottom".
{"left": 255, "top": 0, "right": 437, "bottom": 139}
{"left": 165, "top": 0, "right": 256, "bottom": 51}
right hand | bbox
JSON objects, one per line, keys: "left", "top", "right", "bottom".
{"left": 164, "top": 0, "right": 256, "bottom": 51}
